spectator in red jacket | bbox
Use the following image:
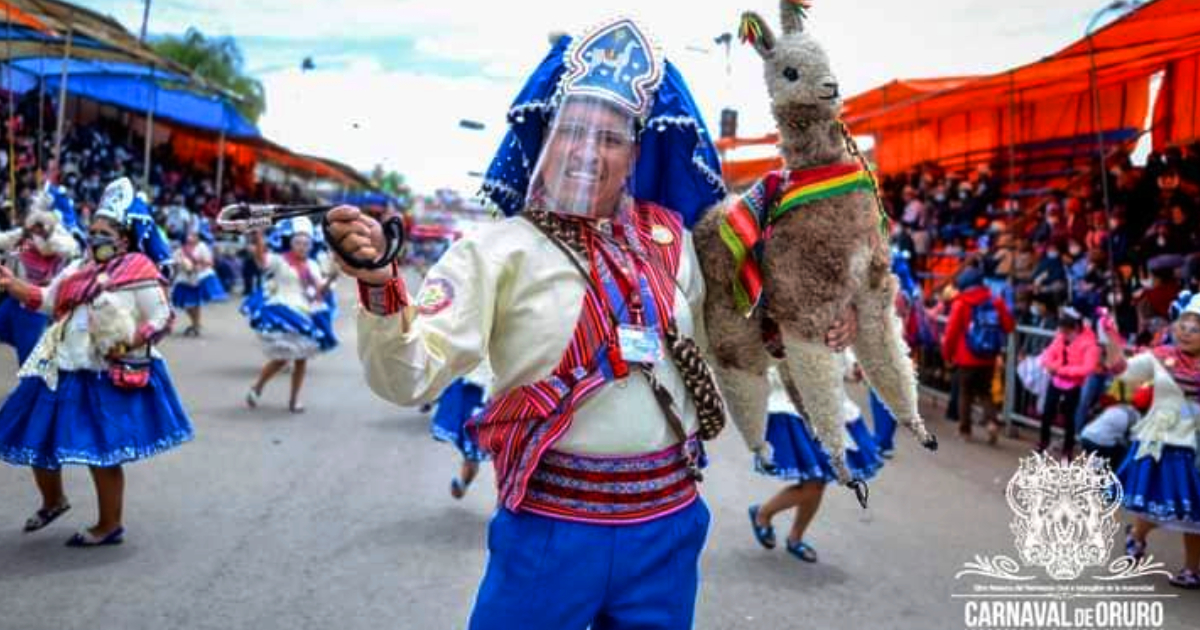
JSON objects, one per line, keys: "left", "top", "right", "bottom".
{"left": 1037, "top": 306, "right": 1101, "bottom": 459}
{"left": 942, "top": 267, "right": 1015, "bottom": 443}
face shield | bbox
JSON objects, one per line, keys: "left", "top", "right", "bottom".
{"left": 526, "top": 96, "right": 639, "bottom": 219}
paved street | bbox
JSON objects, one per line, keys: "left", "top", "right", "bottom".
{"left": 1, "top": 286, "right": 1198, "bottom": 630}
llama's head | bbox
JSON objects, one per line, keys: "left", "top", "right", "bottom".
{"left": 740, "top": 1, "right": 841, "bottom": 139}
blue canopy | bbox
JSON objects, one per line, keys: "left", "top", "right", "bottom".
{"left": 330, "top": 191, "right": 399, "bottom": 208}
{"left": 8, "top": 57, "right": 190, "bottom": 82}
{"left": 43, "top": 73, "right": 258, "bottom": 138}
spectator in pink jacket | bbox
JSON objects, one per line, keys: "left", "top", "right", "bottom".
{"left": 1038, "top": 306, "right": 1101, "bottom": 458}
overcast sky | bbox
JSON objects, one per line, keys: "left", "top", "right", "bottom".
{"left": 82, "top": 0, "right": 1139, "bottom": 194}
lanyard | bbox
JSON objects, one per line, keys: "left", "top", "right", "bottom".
{"left": 589, "top": 232, "right": 661, "bottom": 333}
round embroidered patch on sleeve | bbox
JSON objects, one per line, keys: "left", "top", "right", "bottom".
{"left": 415, "top": 278, "right": 455, "bottom": 316}
{"left": 651, "top": 224, "right": 675, "bottom": 245}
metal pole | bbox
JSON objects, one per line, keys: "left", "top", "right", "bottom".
{"left": 1003, "top": 71, "right": 1020, "bottom": 436}
{"left": 142, "top": 66, "right": 156, "bottom": 191}
{"left": 1087, "top": 35, "right": 1114, "bottom": 250}
{"left": 139, "top": 0, "right": 153, "bottom": 43}
{"left": 215, "top": 114, "right": 227, "bottom": 204}
{"left": 52, "top": 23, "right": 73, "bottom": 176}
{"left": 5, "top": 4, "right": 15, "bottom": 220}
{"left": 36, "top": 58, "right": 46, "bottom": 183}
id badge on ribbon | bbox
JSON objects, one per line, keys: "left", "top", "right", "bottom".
{"left": 617, "top": 324, "right": 663, "bottom": 365}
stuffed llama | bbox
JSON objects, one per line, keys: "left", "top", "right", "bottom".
{"left": 693, "top": 1, "right": 936, "bottom": 496}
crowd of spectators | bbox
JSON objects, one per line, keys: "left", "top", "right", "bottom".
{"left": 883, "top": 145, "right": 1200, "bottom": 454}
{"left": 0, "top": 96, "right": 321, "bottom": 295}
{"left": 882, "top": 144, "right": 1200, "bottom": 342}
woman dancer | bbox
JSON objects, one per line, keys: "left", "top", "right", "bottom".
{"left": 171, "top": 224, "right": 228, "bottom": 336}
{"left": 1103, "top": 294, "right": 1200, "bottom": 589}
{"left": 0, "top": 187, "right": 81, "bottom": 364}
{"left": 745, "top": 353, "right": 884, "bottom": 562}
{"left": 431, "top": 364, "right": 491, "bottom": 499}
{"left": 243, "top": 217, "right": 337, "bottom": 413}
{"left": 0, "top": 177, "right": 193, "bottom": 546}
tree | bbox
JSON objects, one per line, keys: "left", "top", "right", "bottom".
{"left": 371, "top": 166, "right": 407, "bottom": 197}
{"left": 152, "top": 28, "right": 266, "bottom": 124}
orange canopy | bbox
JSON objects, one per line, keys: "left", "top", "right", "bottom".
{"left": 170, "top": 128, "right": 370, "bottom": 191}
{"left": 841, "top": 77, "right": 980, "bottom": 121}
{"left": 845, "top": 0, "right": 1200, "bottom": 175}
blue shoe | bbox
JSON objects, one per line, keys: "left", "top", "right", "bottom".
{"left": 786, "top": 539, "right": 819, "bottom": 563}
{"left": 1125, "top": 524, "right": 1146, "bottom": 560}
{"left": 65, "top": 527, "right": 125, "bottom": 548}
{"left": 23, "top": 501, "right": 71, "bottom": 533}
{"left": 748, "top": 505, "right": 776, "bottom": 549}
{"left": 450, "top": 477, "right": 468, "bottom": 500}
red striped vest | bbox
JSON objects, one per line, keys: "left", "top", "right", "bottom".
{"left": 467, "top": 202, "right": 685, "bottom": 513}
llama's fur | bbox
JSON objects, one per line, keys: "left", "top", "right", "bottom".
{"left": 89, "top": 293, "right": 138, "bottom": 357}
{"left": 693, "top": 2, "right": 936, "bottom": 486}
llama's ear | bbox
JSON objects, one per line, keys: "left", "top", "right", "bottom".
{"left": 779, "top": 0, "right": 808, "bottom": 35}
{"left": 738, "top": 11, "right": 776, "bottom": 59}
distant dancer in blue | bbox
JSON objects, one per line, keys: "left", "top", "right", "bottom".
{"left": 171, "top": 224, "right": 229, "bottom": 336}
{"left": 430, "top": 367, "right": 491, "bottom": 498}
{"left": 742, "top": 358, "right": 883, "bottom": 563}
{"left": 242, "top": 217, "right": 338, "bottom": 413}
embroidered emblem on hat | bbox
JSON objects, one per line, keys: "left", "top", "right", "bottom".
{"left": 650, "top": 224, "right": 674, "bottom": 245}
{"left": 416, "top": 278, "right": 455, "bottom": 316}
{"left": 560, "top": 17, "right": 664, "bottom": 119}
{"left": 97, "top": 178, "right": 134, "bottom": 224}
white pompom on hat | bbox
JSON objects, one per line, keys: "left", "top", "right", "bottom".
{"left": 291, "top": 216, "right": 314, "bottom": 238}
{"left": 1184, "top": 294, "right": 1200, "bottom": 320}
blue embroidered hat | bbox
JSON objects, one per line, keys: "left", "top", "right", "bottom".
{"left": 267, "top": 216, "right": 326, "bottom": 258}
{"left": 1170, "top": 290, "right": 1196, "bottom": 323}
{"left": 481, "top": 17, "right": 726, "bottom": 228}
{"left": 96, "top": 177, "right": 173, "bottom": 266}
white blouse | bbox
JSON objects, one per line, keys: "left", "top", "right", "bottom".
{"left": 174, "top": 242, "right": 216, "bottom": 286}
{"left": 21, "top": 259, "right": 172, "bottom": 376}
{"left": 1120, "top": 352, "right": 1200, "bottom": 460}
{"left": 262, "top": 252, "right": 329, "bottom": 314}
{"left": 358, "top": 215, "right": 706, "bottom": 456}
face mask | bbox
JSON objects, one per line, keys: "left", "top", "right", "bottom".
{"left": 90, "top": 234, "right": 120, "bottom": 263}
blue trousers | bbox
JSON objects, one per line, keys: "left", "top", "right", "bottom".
{"left": 869, "top": 390, "right": 897, "bottom": 452}
{"left": 469, "top": 498, "right": 711, "bottom": 630}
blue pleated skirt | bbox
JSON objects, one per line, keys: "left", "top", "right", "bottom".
{"left": 242, "top": 291, "right": 338, "bottom": 354}
{"left": 431, "top": 379, "right": 487, "bottom": 462}
{"left": 171, "top": 274, "right": 229, "bottom": 309}
{"left": 0, "top": 360, "right": 194, "bottom": 470}
{"left": 755, "top": 412, "right": 884, "bottom": 483}
{"left": 1118, "top": 443, "right": 1200, "bottom": 525}
{"left": 0, "top": 295, "right": 48, "bottom": 365}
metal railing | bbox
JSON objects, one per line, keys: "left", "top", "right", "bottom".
{"left": 913, "top": 315, "right": 1058, "bottom": 433}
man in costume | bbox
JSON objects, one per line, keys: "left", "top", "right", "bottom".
{"left": 327, "top": 18, "right": 856, "bottom": 628}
